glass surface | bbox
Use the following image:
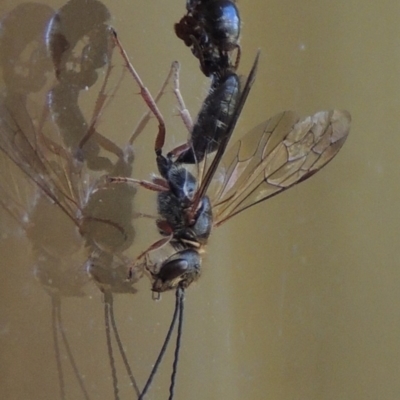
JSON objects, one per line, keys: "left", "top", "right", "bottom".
{"left": 1, "top": 1, "right": 399, "bottom": 399}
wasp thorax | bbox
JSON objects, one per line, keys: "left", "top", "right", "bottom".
{"left": 167, "top": 164, "right": 197, "bottom": 204}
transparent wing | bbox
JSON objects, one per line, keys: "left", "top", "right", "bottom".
{"left": 0, "top": 97, "right": 85, "bottom": 226}
{"left": 212, "top": 109, "right": 351, "bottom": 226}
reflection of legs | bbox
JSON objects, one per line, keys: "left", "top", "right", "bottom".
{"left": 78, "top": 36, "right": 121, "bottom": 154}
{"left": 76, "top": 30, "right": 171, "bottom": 159}
{"left": 103, "top": 290, "right": 141, "bottom": 397}
{"left": 74, "top": 35, "right": 133, "bottom": 161}
{"left": 52, "top": 295, "right": 90, "bottom": 399}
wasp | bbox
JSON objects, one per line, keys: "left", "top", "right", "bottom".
{"left": 110, "top": 36, "right": 351, "bottom": 296}
{"left": 133, "top": 81, "right": 351, "bottom": 296}
{"left": 109, "top": 29, "right": 351, "bottom": 398}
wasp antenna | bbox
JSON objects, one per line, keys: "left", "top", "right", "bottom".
{"left": 168, "top": 287, "right": 185, "bottom": 400}
{"left": 139, "top": 287, "right": 182, "bottom": 399}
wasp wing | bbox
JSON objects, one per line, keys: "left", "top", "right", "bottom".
{"left": 212, "top": 109, "right": 351, "bottom": 226}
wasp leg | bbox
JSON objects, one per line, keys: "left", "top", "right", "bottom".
{"left": 111, "top": 28, "right": 166, "bottom": 154}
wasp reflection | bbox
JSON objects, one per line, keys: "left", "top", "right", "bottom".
{"left": 0, "top": 2, "right": 146, "bottom": 398}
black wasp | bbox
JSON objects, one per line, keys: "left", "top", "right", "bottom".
{"left": 175, "top": 0, "right": 241, "bottom": 78}
{"left": 110, "top": 31, "right": 351, "bottom": 400}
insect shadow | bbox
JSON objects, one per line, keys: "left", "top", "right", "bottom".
{"left": 0, "top": 2, "right": 183, "bottom": 398}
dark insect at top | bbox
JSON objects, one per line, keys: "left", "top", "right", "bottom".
{"left": 175, "top": 0, "right": 241, "bottom": 77}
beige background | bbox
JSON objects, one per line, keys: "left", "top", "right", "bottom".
{"left": 0, "top": 0, "right": 399, "bottom": 399}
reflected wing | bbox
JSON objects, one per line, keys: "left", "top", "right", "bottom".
{"left": 0, "top": 97, "right": 134, "bottom": 249}
{"left": 212, "top": 110, "right": 351, "bottom": 226}
{"left": 0, "top": 97, "right": 88, "bottom": 226}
